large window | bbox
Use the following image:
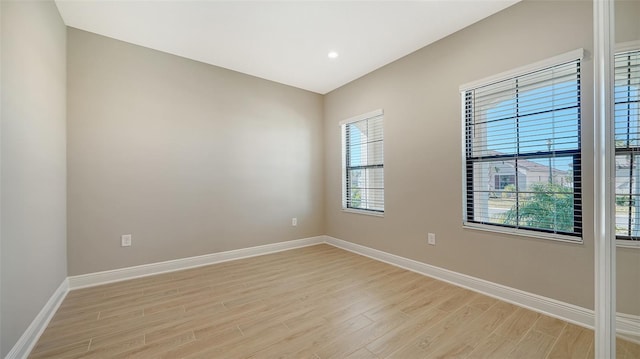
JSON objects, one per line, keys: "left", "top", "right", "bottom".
{"left": 462, "top": 52, "right": 582, "bottom": 240}
{"left": 341, "top": 110, "right": 384, "bottom": 213}
{"left": 614, "top": 49, "right": 640, "bottom": 241}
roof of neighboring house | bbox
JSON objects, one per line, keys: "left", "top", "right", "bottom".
{"left": 485, "top": 150, "right": 569, "bottom": 175}
{"left": 616, "top": 155, "right": 632, "bottom": 169}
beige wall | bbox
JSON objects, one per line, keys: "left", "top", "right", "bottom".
{"left": 324, "top": 0, "right": 609, "bottom": 311}
{"left": 616, "top": 0, "right": 640, "bottom": 44}
{"left": 0, "top": 0, "right": 67, "bottom": 356}
{"left": 67, "top": 29, "right": 324, "bottom": 275}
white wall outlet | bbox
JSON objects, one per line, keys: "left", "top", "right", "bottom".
{"left": 427, "top": 233, "right": 436, "bottom": 246}
{"left": 121, "top": 234, "right": 132, "bottom": 247}
{"left": 292, "top": 218, "right": 297, "bottom": 226}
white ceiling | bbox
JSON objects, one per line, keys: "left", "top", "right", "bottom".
{"left": 55, "top": 0, "right": 520, "bottom": 94}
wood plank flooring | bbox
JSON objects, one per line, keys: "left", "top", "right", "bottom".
{"left": 29, "top": 244, "right": 639, "bottom": 358}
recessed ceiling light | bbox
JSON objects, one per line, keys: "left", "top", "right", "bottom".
{"left": 328, "top": 51, "right": 339, "bottom": 59}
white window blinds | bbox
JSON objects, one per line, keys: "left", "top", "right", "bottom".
{"left": 342, "top": 111, "right": 384, "bottom": 213}
{"left": 614, "top": 49, "right": 640, "bottom": 241}
{"left": 463, "top": 58, "right": 582, "bottom": 238}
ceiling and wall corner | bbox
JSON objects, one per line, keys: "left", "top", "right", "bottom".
{"left": 54, "top": 0, "right": 521, "bottom": 94}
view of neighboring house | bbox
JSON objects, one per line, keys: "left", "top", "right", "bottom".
{"left": 615, "top": 155, "right": 635, "bottom": 194}
{"left": 614, "top": 154, "right": 640, "bottom": 237}
{"left": 483, "top": 151, "right": 571, "bottom": 195}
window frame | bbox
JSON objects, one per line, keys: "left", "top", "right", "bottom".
{"left": 614, "top": 41, "right": 640, "bottom": 248}
{"left": 340, "top": 109, "right": 384, "bottom": 216}
{"left": 460, "top": 49, "right": 584, "bottom": 243}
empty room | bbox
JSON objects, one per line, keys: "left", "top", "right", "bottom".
{"left": 1, "top": 0, "right": 639, "bottom": 358}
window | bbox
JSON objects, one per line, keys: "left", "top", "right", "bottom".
{"left": 495, "top": 175, "right": 516, "bottom": 190}
{"left": 614, "top": 49, "right": 640, "bottom": 241}
{"left": 462, "top": 51, "right": 583, "bottom": 240}
{"left": 341, "top": 110, "right": 384, "bottom": 214}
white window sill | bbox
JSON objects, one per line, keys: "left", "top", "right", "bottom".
{"left": 463, "top": 222, "right": 583, "bottom": 244}
{"left": 616, "top": 240, "right": 640, "bottom": 249}
{"left": 342, "top": 208, "right": 384, "bottom": 217}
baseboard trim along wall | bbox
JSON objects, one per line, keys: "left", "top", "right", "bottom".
{"left": 67, "top": 236, "right": 325, "bottom": 289}
{"left": 10, "top": 234, "right": 640, "bottom": 358}
{"left": 618, "top": 313, "right": 640, "bottom": 344}
{"left": 323, "top": 235, "right": 640, "bottom": 342}
{"left": 5, "top": 279, "right": 69, "bottom": 359}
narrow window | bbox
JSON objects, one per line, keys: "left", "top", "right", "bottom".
{"left": 614, "top": 49, "right": 640, "bottom": 241}
{"left": 463, "top": 54, "right": 582, "bottom": 240}
{"left": 341, "top": 110, "right": 384, "bottom": 214}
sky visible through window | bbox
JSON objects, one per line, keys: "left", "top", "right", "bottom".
{"left": 483, "top": 81, "right": 579, "bottom": 176}
{"left": 348, "top": 125, "right": 362, "bottom": 166}
{"left": 614, "top": 88, "right": 639, "bottom": 146}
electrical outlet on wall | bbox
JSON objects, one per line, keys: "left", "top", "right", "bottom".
{"left": 427, "top": 233, "right": 436, "bottom": 246}
{"left": 121, "top": 234, "right": 132, "bottom": 247}
{"left": 292, "top": 218, "right": 297, "bottom": 226}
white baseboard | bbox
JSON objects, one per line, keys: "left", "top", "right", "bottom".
{"left": 68, "top": 236, "right": 325, "bottom": 289}
{"left": 5, "top": 279, "right": 69, "bottom": 359}
{"left": 323, "top": 235, "right": 640, "bottom": 340}
{"left": 618, "top": 313, "right": 640, "bottom": 344}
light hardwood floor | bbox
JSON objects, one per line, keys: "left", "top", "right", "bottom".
{"left": 30, "top": 244, "right": 639, "bottom": 358}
